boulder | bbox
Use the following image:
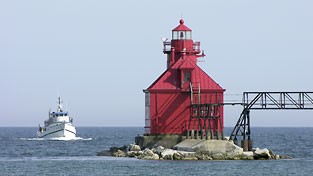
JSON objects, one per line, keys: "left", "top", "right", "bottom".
{"left": 143, "top": 148, "right": 154, "bottom": 157}
{"left": 113, "top": 149, "right": 126, "bottom": 157}
{"left": 128, "top": 144, "right": 141, "bottom": 152}
{"left": 152, "top": 153, "right": 160, "bottom": 160}
{"left": 97, "top": 146, "right": 129, "bottom": 157}
{"left": 178, "top": 151, "right": 198, "bottom": 160}
{"left": 137, "top": 148, "right": 159, "bottom": 160}
{"left": 241, "top": 151, "right": 254, "bottom": 160}
{"left": 110, "top": 146, "right": 127, "bottom": 153}
{"left": 173, "top": 151, "right": 199, "bottom": 160}
{"left": 173, "top": 152, "right": 183, "bottom": 160}
{"left": 211, "top": 153, "right": 225, "bottom": 160}
{"left": 140, "top": 153, "right": 160, "bottom": 160}
{"left": 195, "top": 152, "right": 213, "bottom": 160}
{"left": 151, "top": 146, "right": 165, "bottom": 155}
{"left": 161, "top": 149, "right": 177, "bottom": 160}
{"left": 275, "top": 154, "right": 280, "bottom": 160}
{"left": 253, "top": 148, "right": 271, "bottom": 160}
{"left": 127, "top": 151, "right": 143, "bottom": 158}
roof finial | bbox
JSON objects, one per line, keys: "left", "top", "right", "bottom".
{"left": 179, "top": 19, "right": 184, "bottom": 24}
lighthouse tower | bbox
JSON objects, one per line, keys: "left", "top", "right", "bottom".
{"left": 165, "top": 19, "right": 201, "bottom": 68}
{"left": 144, "top": 19, "right": 225, "bottom": 141}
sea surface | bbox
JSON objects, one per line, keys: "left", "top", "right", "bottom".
{"left": 0, "top": 127, "right": 313, "bottom": 176}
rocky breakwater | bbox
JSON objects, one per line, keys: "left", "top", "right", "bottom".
{"left": 97, "top": 139, "right": 291, "bottom": 160}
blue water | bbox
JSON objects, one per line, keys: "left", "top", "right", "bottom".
{"left": 0, "top": 127, "right": 313, "bottom": 175}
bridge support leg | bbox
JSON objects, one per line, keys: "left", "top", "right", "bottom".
{"left": 241, "top": 139, "right": 253, "bottom": 151}
{"left": 233, "top": 138, "right": 238, "bottom": 146}
{"left": 241, "top": 140, "right": 248, "bottom": 151}
{"left": 248, "top": 139, "right": 253, "bottom": 151}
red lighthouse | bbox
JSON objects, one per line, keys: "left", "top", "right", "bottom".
{"left": 144, "top": 19, "right": 225, "bottom": 140}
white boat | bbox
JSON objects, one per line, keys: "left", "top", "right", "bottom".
{"left": 37, "top": 97, "right": 76, "bottom": 139}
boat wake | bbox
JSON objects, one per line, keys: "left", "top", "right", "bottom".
{"left": 20, "top": 137, "right": 92, "bottom": 141}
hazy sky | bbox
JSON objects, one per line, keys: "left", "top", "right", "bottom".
{"left": 1, "top": 0, "right": 313, "bottom": 127}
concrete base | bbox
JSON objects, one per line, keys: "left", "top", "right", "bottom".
{"left": 172, "top": 139, "right": 205, "bottom": 152}
{"left": 135, "top": 134, "right": 186, "bottom": 149}
{"left": 174, "top": 139, "right": 243, "bottom": 154}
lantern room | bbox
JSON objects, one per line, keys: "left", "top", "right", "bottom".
{"left": 163, "top": 19, "right": 201, "bottom": 68}
{"left": 172, "top": 19, "right": 192, "bottom": 40}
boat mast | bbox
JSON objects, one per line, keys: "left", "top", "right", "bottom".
{"left": 57, "top": 97, "right": 63, "bottom": 112}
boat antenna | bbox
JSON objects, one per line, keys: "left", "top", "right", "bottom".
{"left": 57, "top": 97, "right": 63, "bottom": 112}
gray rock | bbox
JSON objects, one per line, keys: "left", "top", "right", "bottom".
{"left": 173, "top": 152, "right": 183, "bottom": 160}
{"left": 127, "top": 151, "right": 143, "bottom": 158}
{"left": 128, "top": 144, "right": 141, "bottom": 152}
{"left": 110, "top": 146, "right": 127, "bottom": 153}
{"left": 211, "top": 153, "right": 225, "bottom": 160}
{"left": 178, "top": 151, "right": 198, "bottom": 160}
{"left": 152, "top": 146, "right": 165, "bottom": 155}
{"left": 141, "top": 153, "right": 160, "bottom": 160}
{"left": 137, "top": 148, "right": 160, "bottom": 160}
{"left": 152, "top": 153, "right": 160, "bottom": 160}
{"left": 241, "top": 151, "right": 254, "bottom": 160}
{"left": 275, "top": 154, "right": 280, "bottom": 160}
{"left": 143, "top": 148, "right": 154, "bottom": 157}
{"left": 161, "top": 149, "right": 177, "bottom": 160}
{"left": 172, "top": 151, "right": 198, "bottom": 160}
{"left": 253, "top": 148, "right": 271, "bottom": 160}
{"left": 195, "top": 152, "right": 213, "bottom": 160}
{"left": 113, "top": 149, "right": 126, "bottom": 157}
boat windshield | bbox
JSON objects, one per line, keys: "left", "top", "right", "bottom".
{"left": 52, "top": 112, "right": 68, "bottom": 117}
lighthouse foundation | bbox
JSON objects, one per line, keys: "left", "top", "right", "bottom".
{"left": 135, "top": 132, "right": 226, "bottom": 149}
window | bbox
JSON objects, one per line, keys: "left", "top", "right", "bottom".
{"left": 172, "top": 31, "right": 179, "bottom": 39}
{"left": 186, "top": 31, "right": 192, "bottom": 39}
{"left": 172, "top": 31, "right": 192, "bottom": 40}
{"left": 184, "top": 71, "right": 191, "bottom": 82}
{"left": 180, "top": 31, "right": 184, "bottom": 39}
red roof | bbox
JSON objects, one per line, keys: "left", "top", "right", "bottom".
{"left": 172, "top": 19, "right": 192, "bottom": 31}
{"left": 147, "top": 56, "right": 223, "bottom": 91}
{"left": 178, "top": 57, "right": 196, "bottom": 70}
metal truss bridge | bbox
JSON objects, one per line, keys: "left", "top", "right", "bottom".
{"left": 228, "top": 92, "right": 313, "bottom": 151}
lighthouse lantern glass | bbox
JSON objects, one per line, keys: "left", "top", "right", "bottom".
{"left": 172, "top": 31, "right": 192, "bottom": 40}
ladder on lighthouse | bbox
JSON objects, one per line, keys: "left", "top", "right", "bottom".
{"left": 188, "top": 82, "right": 223, "bottom": 140}
{"left": 188, "top": 82, "right": 202, "bottom": 139}
{"left": 190, "top": 82, "right": 201, "bottom": 105}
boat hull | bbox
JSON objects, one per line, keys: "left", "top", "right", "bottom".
{"left": 37, "top": 122, "right": 76, "bottom": 139}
